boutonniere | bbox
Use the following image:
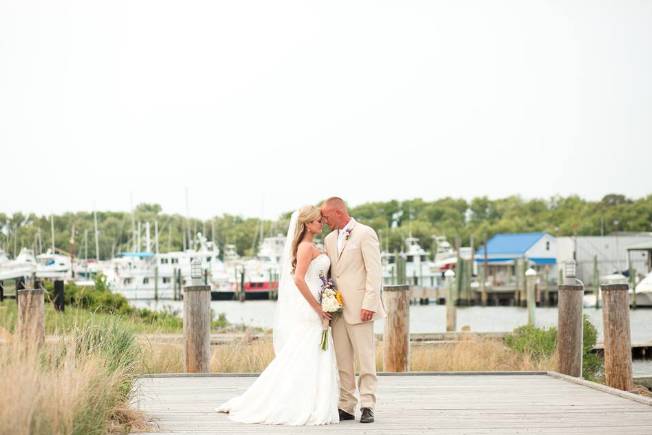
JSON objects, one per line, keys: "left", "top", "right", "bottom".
{"left": 344, "top": 228, "right": 353, "bottom": 241}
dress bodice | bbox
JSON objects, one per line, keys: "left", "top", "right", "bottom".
{"left": 305, "top": 254, "right": 331, "bottom": 298}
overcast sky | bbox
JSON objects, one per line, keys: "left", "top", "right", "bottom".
{"left": 1, "top": 0, "right": 651, "bottom": 220}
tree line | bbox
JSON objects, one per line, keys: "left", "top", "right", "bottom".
{"left": 1, "top": 194, "right": 651, "bottom": 260}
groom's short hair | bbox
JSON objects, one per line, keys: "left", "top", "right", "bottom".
{"left": 323, "top": 197, "right": 347, "bottom": 211}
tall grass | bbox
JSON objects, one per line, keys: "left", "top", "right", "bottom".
{"left": 137, "top": 335, "right": 555, "bottom": 374}
{"left": 0, "top": 318, "right": 149, "bottom": 435}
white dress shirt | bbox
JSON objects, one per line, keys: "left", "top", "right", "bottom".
{"left": 337, "top": 218, "right": 355, "bottom": 255}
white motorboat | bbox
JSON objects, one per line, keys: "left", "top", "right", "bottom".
{"left": 0, "top": 248, "right": 37, "bottom": 281}
{"left": 383, "top": 236, "right": 439, "bottom": 287}
{"left": 632, "top": 271, "right": 652, "bottom": 307}
{"left": 36, "top": 249, "right": 72, "bottom": 280}
{"left": 103, "top": 233, "right": 231, "bottom": 300}
{"left": 224, "top": 235, "right": 284, "bottom": 298}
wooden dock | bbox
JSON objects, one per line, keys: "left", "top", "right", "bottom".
{"left": 130, "top": 372, "right": 652, "bottom": 434}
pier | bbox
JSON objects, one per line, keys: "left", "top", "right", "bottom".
{"left": 131, "top": 372, "right": 652, "bottom": 434}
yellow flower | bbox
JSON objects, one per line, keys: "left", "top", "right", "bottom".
{"left": 335, "top": 291, "right": 344, "bottom": 305}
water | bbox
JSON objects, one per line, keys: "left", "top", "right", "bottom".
{"left": 131, "top": 300, "right": 652, "bottom": 376}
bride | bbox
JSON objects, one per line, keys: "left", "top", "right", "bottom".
{"left": 216, "top": 205, "right": 340, "bottom": 425}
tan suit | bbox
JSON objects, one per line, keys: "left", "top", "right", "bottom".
{"left": 325, "top": 218, "right": 386, "bottom": 413}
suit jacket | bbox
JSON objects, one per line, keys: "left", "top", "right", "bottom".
{"left": 325, "top": 218, "right": 386, "bottom": 325}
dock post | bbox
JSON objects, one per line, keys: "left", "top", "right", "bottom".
{"left": 526, "top": 267, "right": 537, "bottom": 325}
{"left": 628, "top": 261, "right": 636, "bottom": 309}
{"left": 445, "top": 269, "right": 456, "bottom": 332}
{"left": 17, "top": 284, "right": 45, "bottom": 350}
{"left": 173, "top": 267, "right": 178, "bottom": 300}
{"left": 383, "top": 285, "right": 410, "bottom": 372}
{"left": 542, "top": 266, "right": 550, "bottom": 307}
{"left": 557, "top": 260, "right": 584, "bottom": 377}
{"left": 183, "top": 259, "right": 211, "bottom": 373}
{"left": 593, "top": 255, "right": 600, "bottom": 309}
{"left": 479, "top": 264, "right": 488, "bottom": 306}
{"left": 53, "top": 280, "right": 65, "bottom": 312}
{"left": 239, "top": 269, "right": 246, "bottom": 302}
{"left": 154, "top": 266, "right": 159, "bottom": 301}
{"left": 16, "top": 276, "right": 25, "bottom": 292}
{"left": 600, "top": 274, "right": 633, "bottom": 391}
{"left": 0, "top": 280, "right": 4, "bottom": 302}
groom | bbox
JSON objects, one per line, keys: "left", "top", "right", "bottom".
{"left": 321, "top": 197, "right": 386, "bottom": 424}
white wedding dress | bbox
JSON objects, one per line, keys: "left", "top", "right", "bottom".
{"left": 216, "top": 252, "right": 340, "bottom": 426}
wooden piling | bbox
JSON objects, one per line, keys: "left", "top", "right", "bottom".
{"left": 445, "top": 269, "right": 456, "bottom": 332}
{"left": 239, "top": 270, "right": 246, "bottom": 302}
{"left": 17, "top": 287, "right": 45, "bottom": 349}
{"left": 526, "top": 268, "right": 537, "bottom": 326}
{"left": 600, "top": 275, "right": 633, "bottom": 391}
{"left": 16, "top": 276, "right": 25, "bottom": 292}
{"left": 542, "top": 266, "right": 550, "bottom": 307}
{"left": 481, "top": 235, "right": 489, "bottom": 306}
{"left": 557, "top": 270, "right": 584, "bottom": 378}
{"left": 593, "top": 255, "right": 600, "bottom": 309}
{"left": 53, "top": 280, "right": 65, "bottom": 312}
{"left": 173, "top": 268, "right": 179, "bottom": 300}
{"left": 154, "top": 266, "right": 159, "bottom": 301}
{"left": 383, "top": 285, "right": 410, "bottom": 372}
{"left": 183, "top": 283, "right": 212, "bottom": 373}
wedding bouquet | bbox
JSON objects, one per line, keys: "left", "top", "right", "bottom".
{"left": 318, "top": 272, "right": 343, "bottom": 351}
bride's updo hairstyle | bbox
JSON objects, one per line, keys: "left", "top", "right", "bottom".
{"left": 291, "top": 205, "right": 321, "bottom": 273}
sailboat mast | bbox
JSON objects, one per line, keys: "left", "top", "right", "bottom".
{"left": 137, "top": 221, "right": 142, "bottom": 252}
{"left": 154, "top": 220, "right": 159, "bottom": 255}
{"left": 50, "top": 215, "right": 55, "bottom": 251}
{"left": 94, "top": 209, "right": 100, "bottom": 260}
{"left": 185, "top": 187, "right": 190, "bottom": 250}
{"left": 145, "top": 222, "right": 151, "bottom": 253}
{"left": 130, "top": 193, "right": 136, "bottom": 251}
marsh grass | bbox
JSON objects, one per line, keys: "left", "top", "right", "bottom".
{"left": 0, "top": 300, "right": 183, "bottom": 335}
{"left": 138, "top": 334, "right": 555, "bottom": 374}
{"left": 0, "top": 317, "right": 150, "bottom": 435}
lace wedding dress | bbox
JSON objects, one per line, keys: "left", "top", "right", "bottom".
{"left": 216, "top": 216, "right": 339, "bottom": 426}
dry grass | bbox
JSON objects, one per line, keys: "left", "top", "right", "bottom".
{"left": 0, "top": 322, "right": 153, "bottom": 435}
{"left": 138, "top": 334, "right": 555, "bottom": 374}
{"left": 138, "top": 335, "right": 276, "bottom": 374}
{"left": 380, "top": 338, "right": 556, "bottom": 372}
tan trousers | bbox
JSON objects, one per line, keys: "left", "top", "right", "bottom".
{"left": 332, "top": 316, "right": 377, "bottom": 413}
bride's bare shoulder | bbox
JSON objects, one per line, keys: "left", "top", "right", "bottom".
{"left": 298, "top": 240, "right": 321, "bottom": 259}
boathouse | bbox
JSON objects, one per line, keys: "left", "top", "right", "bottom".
{"left": 475, "top": 232, "right": 557, "bottom": 288}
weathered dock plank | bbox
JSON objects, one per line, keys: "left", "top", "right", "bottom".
{"left": 130, "top": 373, "right": 652, "bottom": 434}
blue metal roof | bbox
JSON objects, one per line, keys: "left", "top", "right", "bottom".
{"left": 119, "top": 252, "right": 155, "bottom": 258}
{"left": 476, "top": 232, "right": 547, "bottom": 257}
{"left": 474, "top": 256, "right": 556, "bottom": 265}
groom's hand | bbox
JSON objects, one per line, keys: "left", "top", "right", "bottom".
{"left": 360, "top": 309, "right": 374, "bottom": 322}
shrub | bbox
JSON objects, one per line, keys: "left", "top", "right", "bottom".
{"left": 505, "top": 316, "right": 603, "bottom": 380}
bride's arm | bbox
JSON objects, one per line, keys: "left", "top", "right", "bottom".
{"left": 294, "top": 243, "right": 332, "bottom": 321}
